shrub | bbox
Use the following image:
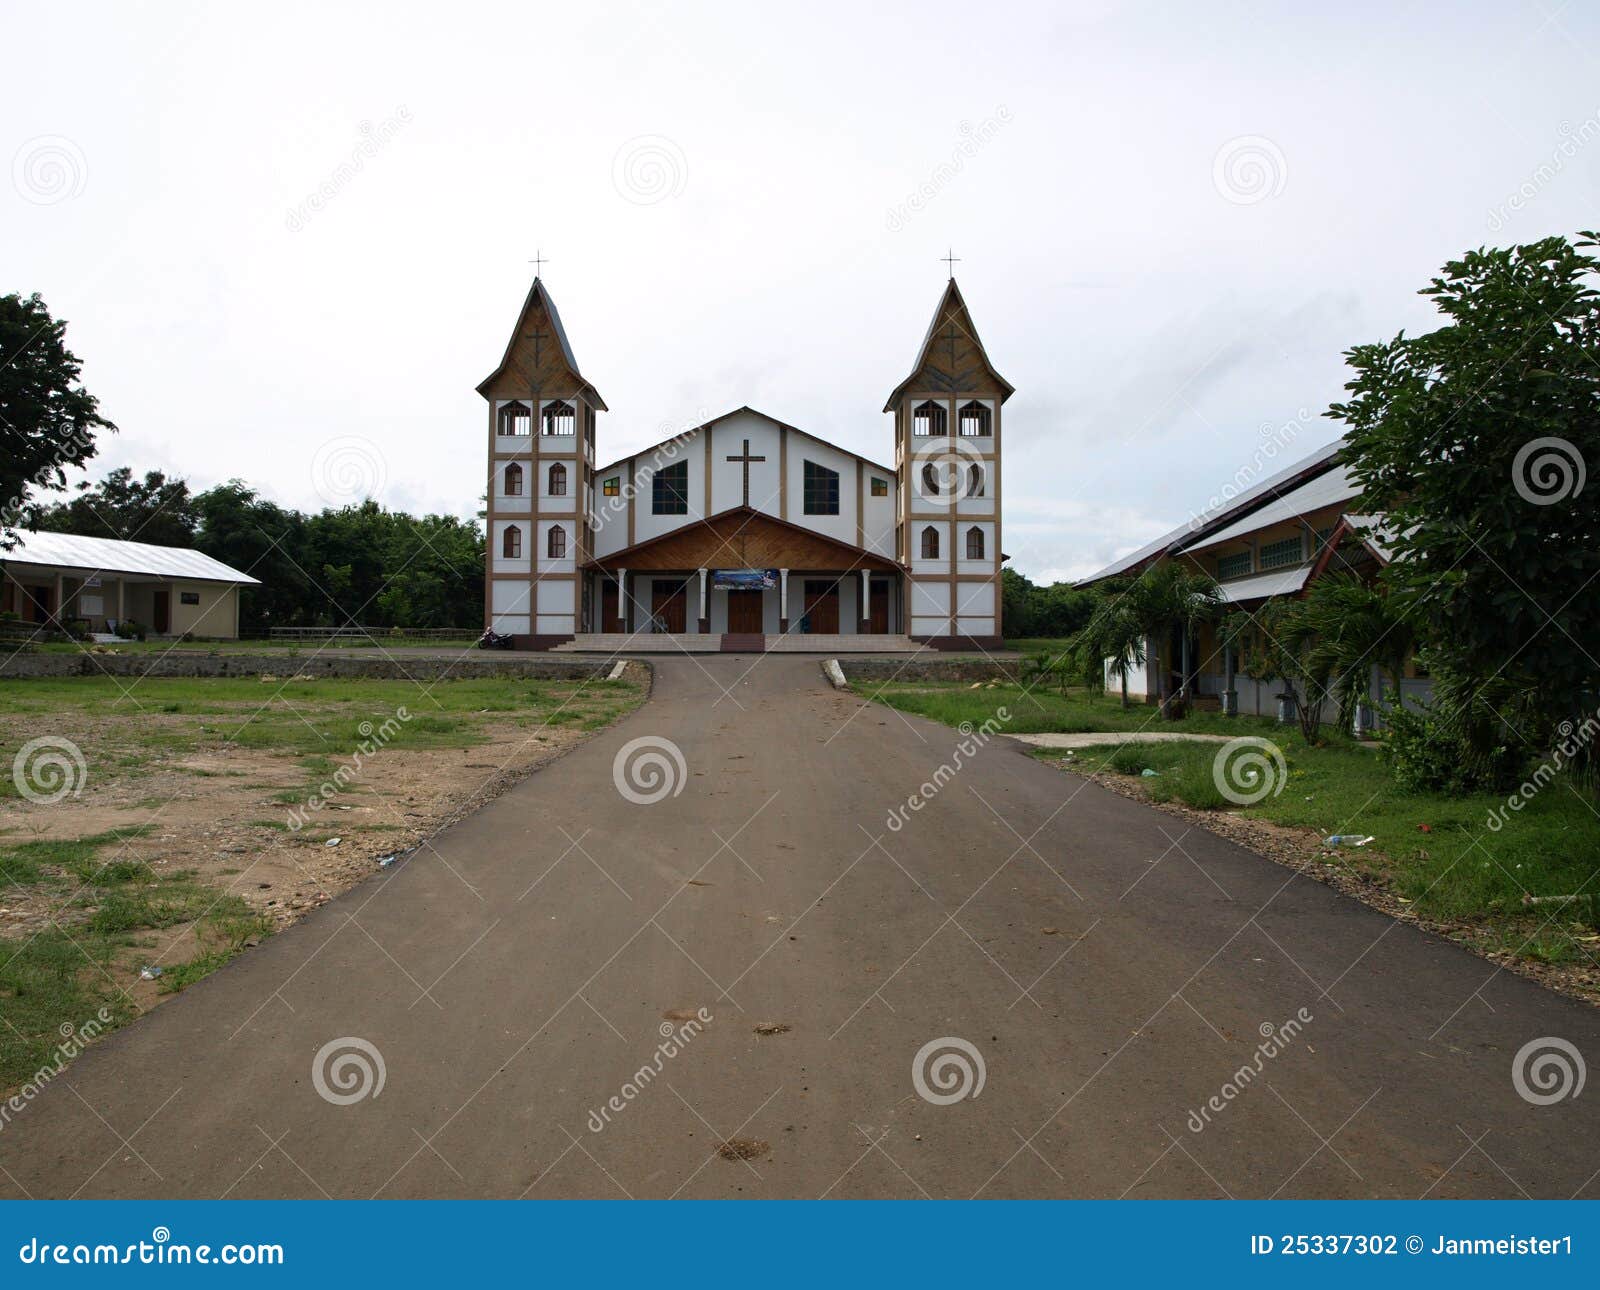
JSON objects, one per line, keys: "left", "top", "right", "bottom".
{"left": 1382, "top": 684, "right": 1525, "bottom": 795}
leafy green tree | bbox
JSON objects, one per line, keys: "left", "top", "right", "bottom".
{"left": 0, "top": 293, "right": 115, "bottom": 545}
{"left": 31, "top": 467, "right": 197, "bottom": 546}
{"left": 1331, "top": 233, "right": 1600, "bottom": 757}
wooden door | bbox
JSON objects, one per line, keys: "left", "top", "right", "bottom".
{"left": 651, "top": 581, "right": 687, "bottom": 633}
{"left": 152, "top": 589, "right": 170, "bottom": 634}
{"left": 869, "top": 582, "right": 889, "bottom": 634}
{"left": 802, "top": 580, "right": 839, "bottom": 633}
{"left": 601, "top": 582, "right": 622, "bottom": 633}
{"left": 726, "top": 590, "right": 764, "bottom": 634}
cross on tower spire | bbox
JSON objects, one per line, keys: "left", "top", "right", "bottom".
{"left": 940, "top": 248, "right": 961, "bottom": 278}
{"left": 528, "top": 249, "right": 550, "bottom": 277}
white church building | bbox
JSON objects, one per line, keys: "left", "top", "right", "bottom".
{"left": 480, "top": 275, "right": 1011, "bottom": 651}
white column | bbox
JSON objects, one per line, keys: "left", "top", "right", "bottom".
{"left": 779, "top": 568, "right": 789, "bottom": 623}
{"left": 698, "top": 567, "right": 708, "bottom": 630}
{"left": 617, "top": 568, "right": 628, "bottom": 633}
{"left": 860, "top": 569, "right": 871, "bottom": 634}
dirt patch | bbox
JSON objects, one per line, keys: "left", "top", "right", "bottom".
{"left": 717, "top": 1137, "right": 771, "bottom": 1161}
{"left": 753, "top": 1022, "right": 791, "bottom": 1036}
{"left": 662, "top": 1008, "right": 703, "bottom": 1022}
{"left": 1061, "top": 763, "right": 1600, "bottom": 1007}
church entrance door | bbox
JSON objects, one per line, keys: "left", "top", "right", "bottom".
{"left": 726, "top": 590, "right": 763, "bottom": 634}
{"left": 651, "top": 581, "right": 688, "bottom": 633}
{"left": 802, "top": 579, "right": 839, "bottom": 633}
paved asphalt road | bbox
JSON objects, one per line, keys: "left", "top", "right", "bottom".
{"left": 2, "top": 656, "right": 1596, "bottom": 1199}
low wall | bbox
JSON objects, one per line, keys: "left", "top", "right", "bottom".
{"left": 835, "top": 657, "right": 1022, "bottom": 683}
{"left": 0, "top": 652, "right": 619, "bottom": 682}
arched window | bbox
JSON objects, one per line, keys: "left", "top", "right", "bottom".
{"left": 503, "top": 462, "right": 523, "bottom": 496}
{"left": 541, "top": 400, "right": 576, "bottom": 436}
{"left": 912, "top": 400, "right": 947, "bottom": 437}
{"left": 958, "top": 401, "right": 992, "bottom": 437}
{"left": 502, "top": 525, "right": 522, "bottom": 558}
{"left": 498, "top": 401, "right": 531, "bottom": 436}
{"left": 547, "top": 462, "right": 567, "bottom": 496}
{"left": 967, "top": 463, "right": 985, "bottom": 497}
{"left": 921, "top": 463, "right": 942, "bottom": 496}
{"left": 966, "top": 526, "right": 985, "bottom": 560}
{"left": 547, "top": 525, "right": 566, "bottom": 559}
{"left": 920, "top": 526, "right": 940, "bottom": 559}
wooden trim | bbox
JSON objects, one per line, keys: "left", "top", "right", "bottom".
{"left": 703, "top": 422, "right": 713, "bottom": 519}
{"left": 626, "top": 455, "right": 636, "bottom": 548}
{"left": 855, "top": 460, "right": 864, "bottom": 549}
{"left": 778, "top": 426, "right": 788, "bottom": 521}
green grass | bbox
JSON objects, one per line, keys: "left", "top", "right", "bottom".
{"left": 0, "top": 830, "right": 271, "bottom": 1090}
{"left": 857, "top": 680, "right": 1314, "bottom": 741}
{"left": 32, "top": 636, "right": 475, "bottom": 654}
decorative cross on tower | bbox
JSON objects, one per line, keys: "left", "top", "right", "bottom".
{"left": 528, "top": 249, "right": 550, "bottom": 276}
{"left": 726, "top": 438, "right": 766, "bottom": 507}
{"left": 941, "top": 248, "right": 961, "bottom": 277}
{"left": 522, "top": 324, "right": 548, "bottom": 369}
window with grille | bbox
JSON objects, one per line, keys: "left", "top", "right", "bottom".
{"left": 541, "top": 400, "right": 575, "bottom": 436}
{"left": 965, "top": 526, "right": 984, "bottom": 559}
{"left": 502, "top": 525, "right": 521, "bottom": 558}
{"left": 921, "top": 463, "right": 941, "bottom": 496}
{"left": 921, "top": 526, "right": 940, "bottom": 559}
{"left": 547, "top": 463, "right": 567, "bottom": 496}
{"left": 1258, "top": 535, "right": 1304, "bottom": 570}
{"left": 967, "top": 464, "right": 985, "bottom": 497}
{"left": 1216, "top": 550, "right": 1251, "bottom": 580}
{"left": 870, "top": 477, "right": 888, "bottom": 497}
{"left": 547, "top": 525, "right": 566, "bottom": 559}
{"left": 912, "top": 400, "right": 946, "bottom": 436}
{"left": 498, "top": 402, "right": 530, "bottom": 436}
{"left": 958, "top": 401, "right": 991, "bottom": 437}
{"left": 504, "top": 463, "right": 523, "bottom": 496}
{"left": 803, "top": 460, "right": 840, "bottom": 514}
{"left": 652, "top": 461, "right": 688, "bottom": 515}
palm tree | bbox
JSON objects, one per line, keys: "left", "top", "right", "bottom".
{"left": 1126, "top": 562, "right": 1224, "bottom": 715}
{"left": 1075, "top": 580, "right": 1145, "bottom": 708}
{"left": 1298, "top": 572, "right": 1416, "bottom": 732}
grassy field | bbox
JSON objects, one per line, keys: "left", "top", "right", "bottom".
{"left": 0, "top": 671, "right": 644, "bottom": 1088}
{"left": 27, "top": 636, "right": 476, "bottom": 654}
{"left": 857, "top": 679, "right": 1600, "bottom": 984}
{"left": 859, "top": 679, "right": 1308, "bottom": 740}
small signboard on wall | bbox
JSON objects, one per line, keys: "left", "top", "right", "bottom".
{"left": 711, "top": 569, "right": 778, "bottom": 591}
{"left": 180, "top": 591, "right": 200, "bottom": 605}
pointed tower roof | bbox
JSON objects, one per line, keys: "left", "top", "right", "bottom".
{"left": 476, "top": 277, "right": 607, "bottom": 409}
{"left": 883, "top": 277, "right": 1013, "bottom": 411}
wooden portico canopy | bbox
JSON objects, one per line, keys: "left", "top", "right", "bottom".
{"left": 587, "top": 507, "right": 900, "bottom": 574}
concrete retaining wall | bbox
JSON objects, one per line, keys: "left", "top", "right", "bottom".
{"left": 835, "top": 657, "right": 1022, "bottom": 683}
{"left": 0, "top": 652, "right": 618, "bottom": 682}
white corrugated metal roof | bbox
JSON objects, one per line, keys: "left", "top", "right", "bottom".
{"left": 1343, "top": 512, "right": 1406, "bottom": 564}
{"left": 1181, "top": 464, "right": 1361, "bottom": 552}
{"left": 1218, "top": 565, "right": 1309, "bottom": 603}
{"left": 3, "top": 530, "right": 260, "bottom": 584}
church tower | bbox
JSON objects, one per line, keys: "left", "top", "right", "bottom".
{"left": 885, "top": 277, "right": 1013, "bottom": 648}
{"left": 478, "top": 277, "right": 605, "bottom": 648}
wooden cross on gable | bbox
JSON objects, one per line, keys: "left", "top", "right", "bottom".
{"left": 726, "top": 438, "right": 766, "bottom": 507}
{"left": 522, "top": 323, "right": 549, "bottom": 369}
{"left": 931, "top": 320, "right": 977, "bottom": 391}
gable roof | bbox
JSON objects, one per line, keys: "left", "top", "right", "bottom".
{"left": 1187, "top": 463, "right": 1361, "bottom": 551}
{"left": 884, "top": 277, "right": 1014, "bottom": 411}
{"left": 587, "top": 505, "right": 899, "bottom": 573}
{"left": 3, "top": 530, "right": 261, "bottom": 584}
{"left": 593, "top": 406, "right": 897, "bottom": 479}
{"left": 1075, "top": 437, "right": 1347, "bottom": 586}
{"left": 476, "top": 277, "right": 607, "bottom": 409}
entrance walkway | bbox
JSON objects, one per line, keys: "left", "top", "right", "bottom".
{"left": 554, "top": 633, "right": 925, "bottom": 654}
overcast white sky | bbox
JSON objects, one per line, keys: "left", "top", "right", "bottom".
{"left": 6, "top": 0, "right": 1597, "bottom": 581}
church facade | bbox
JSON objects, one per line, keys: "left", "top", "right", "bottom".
{"left": 479, "top": 275, "right": 1011, "bottom": 650}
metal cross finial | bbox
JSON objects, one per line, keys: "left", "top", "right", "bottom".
{"left": 941, "top": 248, "right": 961, "bottom": 277}
{"left": 528, "top": 249, "right": 550, "bottom": 277}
